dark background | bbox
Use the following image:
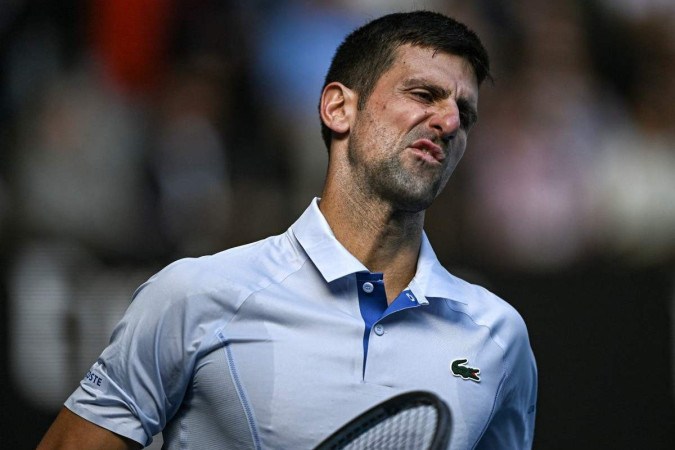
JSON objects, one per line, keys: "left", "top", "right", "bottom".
{"left": 1, "top": 1, "right": 673, "bottom": 448}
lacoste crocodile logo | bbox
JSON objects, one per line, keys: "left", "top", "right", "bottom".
{"left": 451, "top": 359, "right": 480, "bottom": 382}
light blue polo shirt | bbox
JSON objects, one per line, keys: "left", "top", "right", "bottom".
{"left": 65, "top": 198, "right": 537, "bottom": 449}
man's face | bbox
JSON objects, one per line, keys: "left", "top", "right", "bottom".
{"left": 347, "top": 44, "right": 479, "bottom": 212}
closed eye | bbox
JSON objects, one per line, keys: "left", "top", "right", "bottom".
{"left": 458, "top": 99, "right": 478, "bottom": 131}
{"left": 411, "top": 90, "right": 434, "bottom": 103}
{"left": 402, "top": 81, "right": 448, "bottom": 104}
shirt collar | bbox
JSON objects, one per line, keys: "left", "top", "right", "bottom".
{"left": 291, "top": 198, "right": 471, "bottom": 304}
{"left": 291, "top": 198, "right": 368, "bottom": 283}
{"left": 408, "top": 233, "right": 472, "bottom": 305}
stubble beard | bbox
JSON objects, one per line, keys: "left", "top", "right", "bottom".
{"left": 347, "top": 119, "right": 450, "bottom": 213}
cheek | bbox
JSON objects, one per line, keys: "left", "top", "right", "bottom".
{"left": 364, "top": 115, "right": 399, "bottom": 150}
{"left": 455, "top": 140, "right": 468, "bottom": 160}
{"left": 374, "top": 98, "right": 425, "bottom": 129}
{"left": 398, "top": 108, "right": 427, "bottom": 129}
{"left": 445, "top": 140, "right": 468, "bottom": 172}
{"left": 354, "top": 103, "right": 419, "bottom": 157}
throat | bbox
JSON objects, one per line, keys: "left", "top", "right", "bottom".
{"left": 319, "top": 191, "right": 424, "bottom": 303}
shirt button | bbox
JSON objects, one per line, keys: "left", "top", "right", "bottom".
{"left": 374, "top": 324, "right": 384, "bottom": 336}
{"left": 362, "top": 282, "right": 374, "bottom": 293}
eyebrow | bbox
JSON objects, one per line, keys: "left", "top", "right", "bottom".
{"left": 401, "top": 78, "right": 450, "bottom": 99}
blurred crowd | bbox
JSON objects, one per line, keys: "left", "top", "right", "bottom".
{"left": 0, "top": 0, "right": 674, "bottom": 440}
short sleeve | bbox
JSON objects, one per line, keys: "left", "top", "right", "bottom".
{"left": 65, "top": 264, "right": 219, "bottom": 447}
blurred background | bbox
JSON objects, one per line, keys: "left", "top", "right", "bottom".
{"left": 0, "top": 0, "right": 673, "bottom": 448}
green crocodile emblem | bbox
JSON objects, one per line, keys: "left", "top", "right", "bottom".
{"left": 451, "top": 359, "right": 480, "bottom": 382}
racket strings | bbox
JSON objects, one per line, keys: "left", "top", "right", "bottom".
{"left": 342, "top": 404, "right": 439, "bottom": 450}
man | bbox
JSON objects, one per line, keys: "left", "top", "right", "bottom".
{"left": 39, "top": 10, "right": 537, "bottom": 450}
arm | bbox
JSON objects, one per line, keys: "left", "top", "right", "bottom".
{"left": 37, "top": 407, "right": 141, "bottom": 450}
{"left": 44, "top": 260, "right": 221, "bottom": 449}
{"left": 477, "top": 331, "right": 538, "bottom": 448}
{"left": 474, "top": 392, "right": 536, "bottom": 450}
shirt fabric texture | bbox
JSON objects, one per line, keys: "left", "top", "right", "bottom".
{"left": 65, "top": 198, "right": 538, "bottom": 449}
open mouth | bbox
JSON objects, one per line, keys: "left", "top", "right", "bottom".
{"left": 409, "top": 139, "right": 445, "bottom": 164}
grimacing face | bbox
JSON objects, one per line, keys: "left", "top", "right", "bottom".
{"left": 347, "top": 45, "right": 479, "bottom": 212}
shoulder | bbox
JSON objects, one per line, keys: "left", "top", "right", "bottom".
{"left": 116, "top": 230, "right": 308, "bottom": 345}
{"left": 433, "top": 267, "right": 532, "bottom": 362}
{"left": 102, "top": 230, "right": 308, "bottom": 369}
{"left": 135, "top": 231, "right": 306, "bottom": 308}
{"left": 419, "top": 235, "right": 530, "bottom": 352}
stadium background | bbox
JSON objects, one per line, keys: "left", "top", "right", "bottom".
{"left": 0, "top": 0, "right": 673, "bottom": 448}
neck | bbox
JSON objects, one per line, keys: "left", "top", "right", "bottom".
{"left": 319, "top": 180, "right": 424, "bottom": 303}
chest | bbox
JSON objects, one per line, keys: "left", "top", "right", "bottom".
{"left": 181, "top": 278, "right": 505, "bottom": 449}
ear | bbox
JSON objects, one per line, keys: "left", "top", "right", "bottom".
{"left": 320, "top": 82, "right": 356, "bottom": 137}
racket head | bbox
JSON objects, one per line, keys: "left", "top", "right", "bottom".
{"left": 313, "top": 390, "right": 451, "bottom": 450}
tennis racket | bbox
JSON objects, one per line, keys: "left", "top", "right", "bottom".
{"left": 313, "top": 390, "right": 451, "bottom": 450}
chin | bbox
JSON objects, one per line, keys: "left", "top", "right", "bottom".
{"left": 390, "top": 190, "right": 437, "bottom": 213}
{"left": 368, "top": 163, "right": 446, "bottom": 212}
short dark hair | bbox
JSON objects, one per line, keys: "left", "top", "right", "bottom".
{"left": 320, "top": 10, "right": 491, "bottom": 150}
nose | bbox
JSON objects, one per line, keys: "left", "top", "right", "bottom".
{"left": 429, "top": 102, "right": 460, "bottom": 143}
